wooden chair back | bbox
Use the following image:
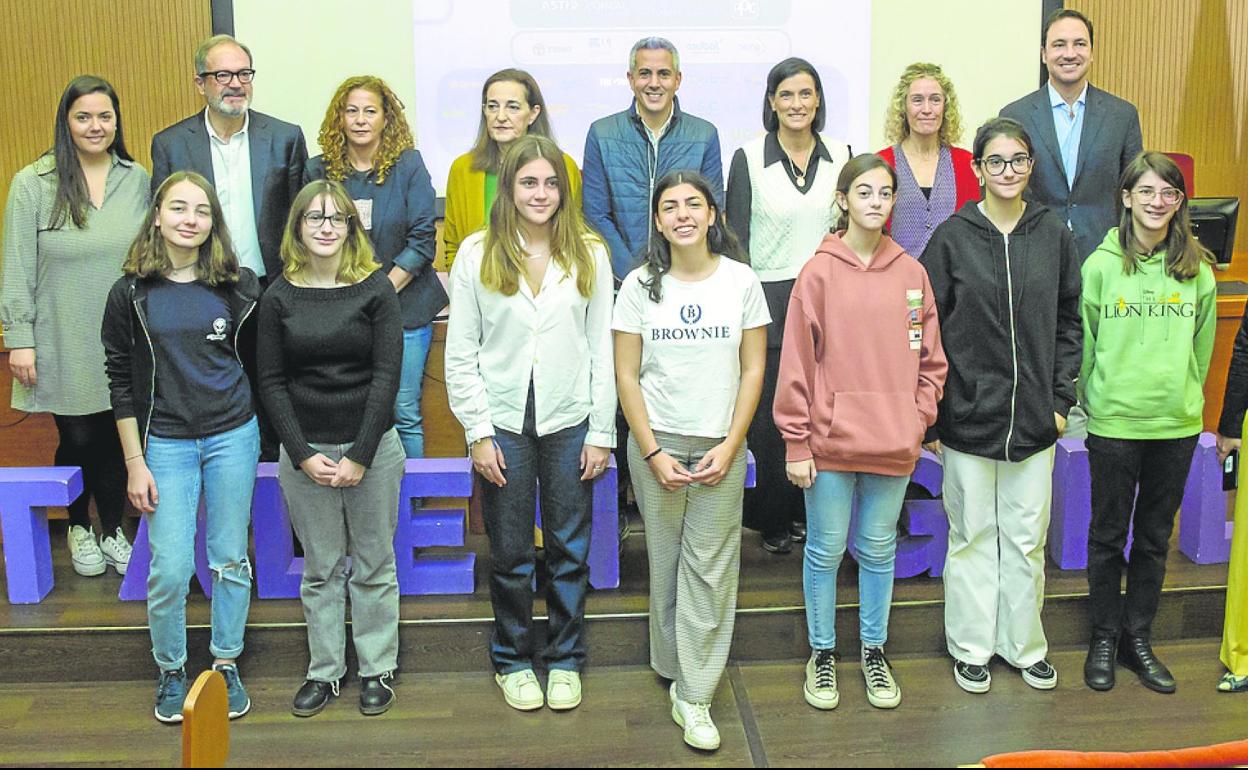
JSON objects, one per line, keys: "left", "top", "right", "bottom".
{"left": 181, "top": 670, "right": 230, "bottom": 768}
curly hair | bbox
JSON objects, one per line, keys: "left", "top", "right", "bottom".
{"left": 883, "top": 62, "right": 963, "bottom": 147}
{"left": 317, "top": 75, "right": 414, "bottom": 184}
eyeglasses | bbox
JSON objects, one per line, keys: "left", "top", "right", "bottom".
{"left": 198, "top": 69, "right": 256, "bottom": 86}
{"left": 979, "top": 155, "right": 1034, "bottom": 176}
{"left": 302, "top": 212, "right": 350, "bottom": 229}
{"left": 1131, "top": 187, "right": 1184, "bottom": 206}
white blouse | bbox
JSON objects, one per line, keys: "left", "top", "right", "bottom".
{"left": 445, "top": 231, "right": 617, "bottom": 447}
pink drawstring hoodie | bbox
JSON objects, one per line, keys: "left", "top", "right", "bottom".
{"left": 774, "top": 232, "right": 948, "bottom": 476}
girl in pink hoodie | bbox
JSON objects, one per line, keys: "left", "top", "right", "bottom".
{"left": 774, "top": 154, "right": 947, "bottom": 712}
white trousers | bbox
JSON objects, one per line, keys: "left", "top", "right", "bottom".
{"left": 941, "top": 445, "right": 1054, "bottom": 668}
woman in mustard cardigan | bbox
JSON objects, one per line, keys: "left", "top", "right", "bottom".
{"left": 443, "top": 69, "right": 581, "bottom": 269}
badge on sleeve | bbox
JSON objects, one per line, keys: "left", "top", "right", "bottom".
{"left": 906, "top": 289, "right": 923, "bottom": 350}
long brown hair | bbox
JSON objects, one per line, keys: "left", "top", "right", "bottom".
{"left": 123, "top": 171, "right": 238, "bottom": 285}
{"left": 1116, "top": 151, "right": 1213, "bottom": 281}
{"left": 49, "top": 75, "right": 134, "bottom": 230}
{"left": 481, "top": 135, "right": 600, "bottom": 298}
{"left": 316, "top": 76, "right": 414, "bottom": 184}
{"left": 279, "top": 180, "right": 378, "bottom": 285}
{"left": 468, "top": 69, "right": 555, "bottom": 173}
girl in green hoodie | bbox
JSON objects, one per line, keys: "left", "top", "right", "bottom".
{"left": 1080, "top": 151, "right": 1216, "bottom": 694}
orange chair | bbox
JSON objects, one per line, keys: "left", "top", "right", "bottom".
{"left": 1164, "top": 152, "right": 1196, "bottom": 196}
{"left": 181, "top": 670, "right": 230, "bottom": 768}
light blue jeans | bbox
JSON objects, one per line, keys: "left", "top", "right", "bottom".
{"left": 145, "top": 417, "right": 259, "bottom": 672}
{"left": 803, "top": 470, "right": 910, "bottom": 651}
{"left": 395, "top": 324, "right": 433, "bottom": 459}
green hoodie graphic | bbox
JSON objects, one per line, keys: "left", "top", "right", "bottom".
{"left": 1079, "top": 228, "right": 1217, "bottom": 439}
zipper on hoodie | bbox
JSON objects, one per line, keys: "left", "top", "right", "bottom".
{"left": 232, "top": 296, "right": 257, "bottom": 368}
{"left": 130, "top": 291, "right": 157, "bottom": 449}
{"left": 1003, "top": 233, "right": 1019, "bottom": 462}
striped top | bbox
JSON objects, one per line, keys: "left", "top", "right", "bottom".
{"left": 1, "top": 153, "right": 150, "bottom": 414}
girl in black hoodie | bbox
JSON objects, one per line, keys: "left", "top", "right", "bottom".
{"left": 920, "top": 117, "right": 1081, "bottom": 696}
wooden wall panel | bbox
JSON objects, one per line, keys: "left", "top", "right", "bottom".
{"left": 1070, "top": 0, "right": 1248, "bottom": 279}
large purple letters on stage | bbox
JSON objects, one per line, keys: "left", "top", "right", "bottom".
{"left": 0, "top": 441, "right": 1230, "bottom": 603}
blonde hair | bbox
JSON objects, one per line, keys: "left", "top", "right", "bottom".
{"left": 279, "top": 180, "right": 378, "bottom": 284}
{"left": 317, "top": 76, "right": 414, "bottom": 185}
{"left": 123, "top": 171, "right": 239, "bottom": 285}
{"left": 481, "top": 135, "right": 600, "bottom": 298}
{"left": 884, "top": 62, "right": 964, "bottom": 146}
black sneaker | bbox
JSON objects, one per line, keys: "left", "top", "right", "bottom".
{"left": 292, "top": 679, "right": 339, "bottom": 717}
{"left": 953, "top": 660, "right": 991, "bottom": 694}
{"left": 789, "top": 521, "right": 807, "bottom": 543}
{"left": 761, "top": 532, "right": 793, "bottom": 554}
{"left": 1021, "top": 659, "right": 1058, "bottom": 690}
{"left": 360, "top": 671, "right": 396, "bottom": 715}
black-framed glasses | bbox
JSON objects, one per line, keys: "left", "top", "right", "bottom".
{"left": 1131, "top": 187, "right": 1184, "bottom": 206}
{"left": 303, "top": 212, "right": 350, "bottom": 229}
{"left": 979, "top": 155, "right": 1034, "bottom": 176}
{"left": 198, "top": 69, "right": 256, "bottom": 85}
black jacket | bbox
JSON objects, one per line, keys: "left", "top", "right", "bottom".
{"left": 920, "top": 201, "right": 1082, "bottom": 462}
{"left": 101, "top": 269, "right": 262, "bottom": 448}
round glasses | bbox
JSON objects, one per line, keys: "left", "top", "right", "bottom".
{"left": 979, "top": 155, "right": 1034, "bottom": 176}
{"left": 1131, "top": 187, "right": 1184, "bottom": 206}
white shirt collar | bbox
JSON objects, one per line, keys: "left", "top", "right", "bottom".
{"left": 1047, "top": 81, "right": 1088, "bottom": 110}
{"left": 636, "top": 102, "right": 674, "bottom": 141}
{"left": 203, "top": 108, "right": 251, "bottom": 143}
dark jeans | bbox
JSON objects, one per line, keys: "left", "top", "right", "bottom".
{"left": 480, "top": 387, "right": 592, "bottom": 674}
{"left": 53, "top": 411, "right": 125, "bottom": 532}
{"left": 742, "top": 311, "right": 806, "bottom": 538}
{"left": 1086, "top": 433, "right": 1199, "bottom": 639}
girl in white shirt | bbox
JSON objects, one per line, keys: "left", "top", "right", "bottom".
{"left": 613, "top": 170, "right": 769, "bottom": 752}
{"left": 445, "top": 134, "right": 615, "bottom": 713}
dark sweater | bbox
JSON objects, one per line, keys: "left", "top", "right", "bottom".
{"left": 1219, "top": 303, "right": 1248, "bottom": 438}
{"left": 256, "top": 270, "right": 402, "bottom": 467}
{"left": 920, "top": 201, "right": 1082, "bottom": 462}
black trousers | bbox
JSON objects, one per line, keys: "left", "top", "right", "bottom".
{"left": 52, "top": 411, "right": 126, "bottom": 532}
{"left": 742, "top": 280, "right": 805, "bottom": 539}
{"left": 1086, "top": 433, "right": 1199, "bottom": 639}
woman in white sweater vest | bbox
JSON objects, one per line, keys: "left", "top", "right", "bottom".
{"left": 725, "top": 57, "right": 851, "bottom": 555}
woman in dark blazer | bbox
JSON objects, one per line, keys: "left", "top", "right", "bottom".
{"left": 305, "top": 75, "right": 444, "bottom": 459}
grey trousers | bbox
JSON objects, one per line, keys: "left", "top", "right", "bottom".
{"left": 279, "top": 429, "right": 405, "bottom": 681}
{"left": 628, "top": 431, "right": 747, "bottom": 704}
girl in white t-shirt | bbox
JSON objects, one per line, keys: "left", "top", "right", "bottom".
{"left": 613, "top": 170, "right": 769, "bottom": 752}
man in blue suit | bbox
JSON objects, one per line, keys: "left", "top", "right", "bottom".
{"left": 151, "top": 34, "right": 308, "bottom": 282}
{"left": 582, "top": 37, "right": 724, "bottom": 281}
{"left": 1000, "top": 9, "right": 1143, "bottom": 263}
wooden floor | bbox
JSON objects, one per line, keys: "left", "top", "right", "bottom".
{"left": 0, "top": 639, "right": 1242, "bottom": 768}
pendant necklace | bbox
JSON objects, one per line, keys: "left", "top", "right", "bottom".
{"left": 780, "top": 141, "right": 813, "bottom": 188}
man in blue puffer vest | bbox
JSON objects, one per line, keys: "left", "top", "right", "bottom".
{"left": 582, "top": 36, "right": 725, "bottom": 282}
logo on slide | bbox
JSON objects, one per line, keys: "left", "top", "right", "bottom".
{"left": 679, "top": 304, "right": 703, "bottom": 325}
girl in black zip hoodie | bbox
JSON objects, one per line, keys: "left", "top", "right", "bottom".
{"left": 920, "top": 118, "right": 1081, "bottom": 696}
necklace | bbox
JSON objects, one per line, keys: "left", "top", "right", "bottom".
{"left": 778, "top": 136, "right": 815, "bottom": 188}
{"left": 168, "top": 262, "right": 196, "bottom": 278}
{"left": 524, "top": 250, "right": 549, "bottom": 261}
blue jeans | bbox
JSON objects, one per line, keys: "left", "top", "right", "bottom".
{"left": 803, "top": 470, "right": 910, "bottom": 651}
{"left": 479, "top": 387, "right": 591, "bottom": 674}
{"left": 145, "top": 417, "right": 259, "bottom": 671}
{"left": 395, "top": 324, "right": 433, "bottom": 458}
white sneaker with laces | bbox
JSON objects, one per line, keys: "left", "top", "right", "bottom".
{"left": 100, "top": 527, "right": 132, "bottom": 576}
{"left": 495, "top": 669, "right": 544, "bottom": 711}
{"left": 804, "top": 649, "right": 839, "bottom": 710}
{"left": 671, "top": 692, "right": 720, "bottom": 751}
{"left": 67, "top": 525, "right": 106, "bottom": 577}
{"left": 546, "top": 669, "right": 581, "bottom": 710}
{"left": 861, "top": 645, "right": 901, "bottom": 709}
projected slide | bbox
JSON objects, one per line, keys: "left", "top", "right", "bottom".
{"left": 413, "top": 0, "right": 872, "bottom": 194}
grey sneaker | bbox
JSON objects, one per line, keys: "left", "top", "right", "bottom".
{"left": 67, "top": 525, "right": 106, "bottom": 577}
{"left": 861, "top": 645, "right": 901, "bottom": 709}
{"left": 803, "top": 649, "right": 839, "bottom": 710}
{"left": 212, "top": 663, "right": 251, "bottom": 719}
{"left": 154, "top": 668, "right": 188, "bottom": 723}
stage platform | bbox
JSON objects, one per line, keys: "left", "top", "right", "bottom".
{"left": 0, "top": 515, "right": 1229, "bottom": 684}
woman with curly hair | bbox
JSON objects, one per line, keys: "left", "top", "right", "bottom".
{"left": 305, "top": 75, "right": 442, "bottom": 459}
{"left": 877, "top": 62, "right": 978, "bottom": 257}
{"left": 443, "top": 68, "right": 581, "bottom": 269}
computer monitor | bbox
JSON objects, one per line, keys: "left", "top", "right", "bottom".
{"left": 1189, "top": 197, "right": 1239, "bottom": 266}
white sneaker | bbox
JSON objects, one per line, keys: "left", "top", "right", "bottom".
{"left": 804, "top": 649, "right": 839, "bottom": 710}
{"left": 861, "top": 645, "right": 901, "bottom": 709}
{"left": 671, "top": 693, "right": 720, "bottom": 751}
{"left": 100, "top": 527, "right": 132, "bottom": 576}
{"left": 495, "top": 669, "right": 543, "bottom": 711}
{"left": 67, "top": 525, "right": 106, "bottom": 576}
{"left": 546, "top": 669, "right": 581, "bottom": 710}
